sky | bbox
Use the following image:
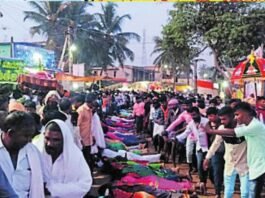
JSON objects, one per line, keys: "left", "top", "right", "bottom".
{"left": 0, "top": 1, "right": 176, "bottom": 66}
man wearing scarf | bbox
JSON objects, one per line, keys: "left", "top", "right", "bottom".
{"left": 35, "top": 119, "right": 92, "bottom": 198}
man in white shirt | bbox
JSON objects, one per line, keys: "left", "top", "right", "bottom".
{"left": 0, "top": 111, "right": 44, "bottom": 198}
{"left": 0, "top": 165, "right": 18, "bottom": 198}
{"left": 35, "top": 119, "right": 92, "bottom": 198}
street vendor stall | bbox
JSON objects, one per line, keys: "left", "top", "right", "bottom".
{"left": 231, "top": 52, "right": 265, "bottom": 97}
{"left": 17, "top": 71, "right": 63, "bottom": 91}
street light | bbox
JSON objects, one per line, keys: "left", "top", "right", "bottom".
{"left": 70, "top": 44, "right": 77, "bottom": 52}
{"left": 69, "top": 44, "right": 77, "bottom": 74}
{"left": 33, "top": 52, "right": 43, "bottom": 71}
{"left": 222, "top": 81, "right": 229, "bottom": 88}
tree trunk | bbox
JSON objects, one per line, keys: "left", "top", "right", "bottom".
{"left": 173, "top": 67, "right": 176, "bottom": 92}
{"left": 212, "top": 49, "right": 232, "bottom": 98}
{"left": 212, "top": 49, "right": 230, "bottom": 80}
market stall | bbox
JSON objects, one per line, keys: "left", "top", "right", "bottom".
{"left": 17, "top": 71, "right": 63, "bottom": 91}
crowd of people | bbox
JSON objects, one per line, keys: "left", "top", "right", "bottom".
{"left": 132, "top": 92, "right": 265, "bottom": 198}
{"left": 0, "top": 85, "right": 264, "bottom": 198}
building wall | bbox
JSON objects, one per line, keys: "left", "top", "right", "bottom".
{"left": 91, "top": 65, "right": 160, "bottom": 82}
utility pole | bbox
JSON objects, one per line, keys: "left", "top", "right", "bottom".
{"left": 67, "top": 25, "right": 74, "bottom": 74}
{"left": 194, "top": 60, "right": 198, "bottom": 94}
{"left": 58, "top": 24, "right": 74, "bottom": 74}
{"left": 141, "top": 29, "right": 147, "bottom": 81}
{"left": 58, "top": 36, "right": 67, "bottom": 71}
{"left": 141, "top": 29, "right": 147, "bottom": 65}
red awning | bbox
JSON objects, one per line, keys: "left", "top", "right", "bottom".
{"left": 231, "top": 55, "right": 265, "bottom": 81}
{"left": 18, "top": 74, "right": 61, "bottom": 90}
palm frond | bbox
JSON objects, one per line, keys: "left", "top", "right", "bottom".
{"left": 28, "top": 2, "right": 48, "bottom": 16}
{"left": 23, "top": 11, "right": 47, "bottom": 22}
{"left": 109, "top": 14, "right": 131, "bottom": 33}
{"left": 116, "top": 32, "right": 141, "bottom": 42}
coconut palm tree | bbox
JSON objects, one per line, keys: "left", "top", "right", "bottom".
{"left": 93, "top": 3, "right": 141, "bottom": 71}
{"left": 152, "top": 36, "right": 190, "bottom": 90}
{"left": 24, "top": 2, "right": 68, "bottom": 53}
{"left": 24, "top": 2, "right": 140, "bottom": 73}
{"left": 152, "top": 36, "right": 175, "bottom": 67}
{"left": 24, "top": 1, "right": 94, "bottom": 65}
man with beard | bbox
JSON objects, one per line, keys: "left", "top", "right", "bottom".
{"left": 0, "top": 111, "right": 44, "bottom": 198}
{"left": 36, "top": 119, "right": 92, "bottom": 198}
{"left": 204, "top": 102, "right": 265, "bottom": 198}
{"left": 204, "top": 106, "right": 248, "bottom": 198}
{"left": 39, "top": 90, "right": 61, "bottom": 118}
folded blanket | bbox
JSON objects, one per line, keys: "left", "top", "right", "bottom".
{"left": 117, "top": 174, "right": 192, "bottom": 192}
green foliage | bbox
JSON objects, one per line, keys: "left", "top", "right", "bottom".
{"left": 92, "top": 3, "right": 140, "bottom": 70}
{"left": 154, "top": 2, "right": 265, "bottom": 81}
{"left": 24, "top": 2, "right": 140, "bottom": 72}
{"left": 152, "top": 3, "right": 199, "bottom": 79}
{"left": 192, "top": 3, "right": 262, "bottom": 66}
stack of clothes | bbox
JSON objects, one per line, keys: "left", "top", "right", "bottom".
{"left": 100, "top": 157, "right": 192, "bottom": 198}
{"left": 100, "top": 110, "right": 193, "bottom": 198}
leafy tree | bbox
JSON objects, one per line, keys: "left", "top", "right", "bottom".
{"left": 158, "top": 2, "right": 265, "bottom": 87}
{"left": 152, "top": 4, "right": 205, "bottom": 91}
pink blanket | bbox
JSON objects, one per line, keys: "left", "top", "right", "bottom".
{"left": 106, "top": 132, "right": 123, "bottom": 141}
{"left": 116, "top": 174, "right": 192, "bottom": 192}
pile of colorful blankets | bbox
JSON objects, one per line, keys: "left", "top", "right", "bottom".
{"left": 101, "top": 110, "right": 193, "bottom": 198}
